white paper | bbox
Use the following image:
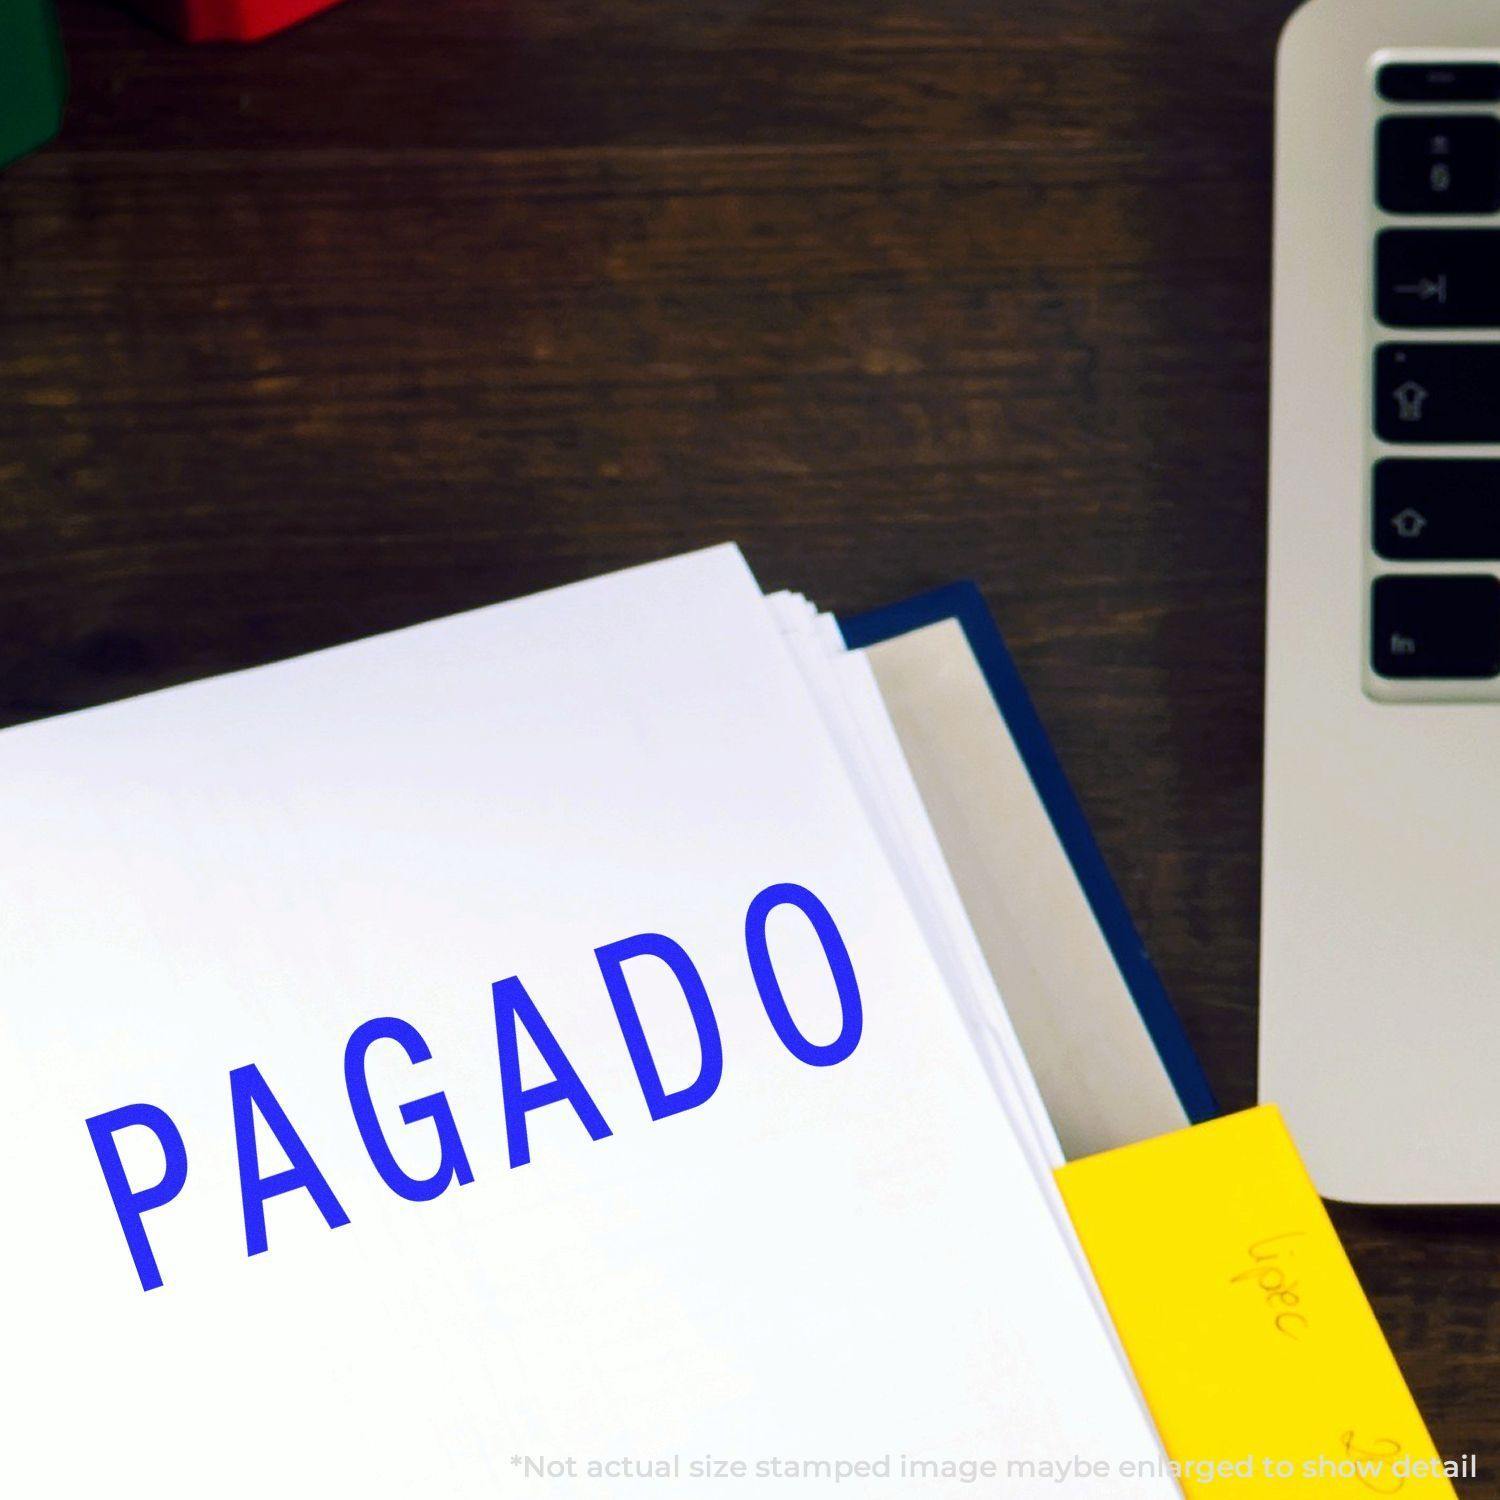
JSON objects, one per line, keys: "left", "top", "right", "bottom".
{"left": 0, "top": 546, "right": 1176, "bottom": 1498}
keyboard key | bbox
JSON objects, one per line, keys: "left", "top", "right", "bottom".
{"left": 1378, "top": 63, "right": 1500, "bottom": 104}
{"left": 1375, "top": 460, "right": 1500, "bottom": 559}
{"left": 1377, "top": 230, "right": 1500, "bottom": 327}
{"left": 1375, "top": 344, "right": 1500, "bottom": 442}
{"left": 1377, "top": 116, "right": 1500, "bottom": 213}
{"left": 1372, "top": 575, "right": 1500, "bottom": 679}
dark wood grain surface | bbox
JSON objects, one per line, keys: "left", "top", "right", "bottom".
{"left": 3, "top": 0, "right": 1497, "bottom": 1469}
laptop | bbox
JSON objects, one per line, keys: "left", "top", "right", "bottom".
{"left": 1264, "top": 0, "right": 1500, "bottom": 1203}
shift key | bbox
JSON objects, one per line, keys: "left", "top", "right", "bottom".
{"left": 1376, "top": 344, "right": 1500, "bottom": 442}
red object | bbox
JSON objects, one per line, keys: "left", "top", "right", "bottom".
{"left": 129, "top": 0, "right": 350, "bottom": 42}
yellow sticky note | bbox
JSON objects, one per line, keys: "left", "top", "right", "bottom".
{"left": 1055, "top": 1106, "right": 1457, "bottom": 1497}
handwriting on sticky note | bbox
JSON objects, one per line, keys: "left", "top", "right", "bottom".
{"left": 1231, "top": 1230, "right": 1310, "bottom": 1340}
{"left": 1055, "top": 1107, "right": 1458, "bottom": 1496}
{"left": 1339, "top": 1430, "right": 1406, "bottom": 1495}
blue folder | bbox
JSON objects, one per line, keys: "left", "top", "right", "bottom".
{"left": 840, "top": 582, "right": 1217, "bottom": 1129}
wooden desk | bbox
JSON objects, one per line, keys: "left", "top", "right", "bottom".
{"left": 2, "top": 0, "right": 1495, "bottom": 1461}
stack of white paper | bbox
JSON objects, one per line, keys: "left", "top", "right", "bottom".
{"left": 0, "top": 546, "right": 1177, "bottom": 1498}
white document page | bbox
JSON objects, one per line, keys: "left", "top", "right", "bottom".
{"left": 0, "top": 546, "right": 1176, "bottom": 1498}
{"left": 765, "top": 592, "right": 1064, "bottom": 1182}
{"left": 766, "top": 595, "right": 1142, "bottom": 1389}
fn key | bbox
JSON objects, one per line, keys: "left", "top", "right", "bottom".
{"left": 1373, "top": 575, "right": 1500, "bottom": 679}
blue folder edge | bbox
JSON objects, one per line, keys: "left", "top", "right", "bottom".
{"left": 839, "top": 582, "right": 1219, "bottom": 1125}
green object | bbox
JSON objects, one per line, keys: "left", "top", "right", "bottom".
{"left": 1, "top": 0, "right": 66, "bottom": 169}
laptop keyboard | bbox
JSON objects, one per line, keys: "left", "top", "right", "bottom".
{"left": 1371, "top": 62, "right": 1500, "bottom": 686}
